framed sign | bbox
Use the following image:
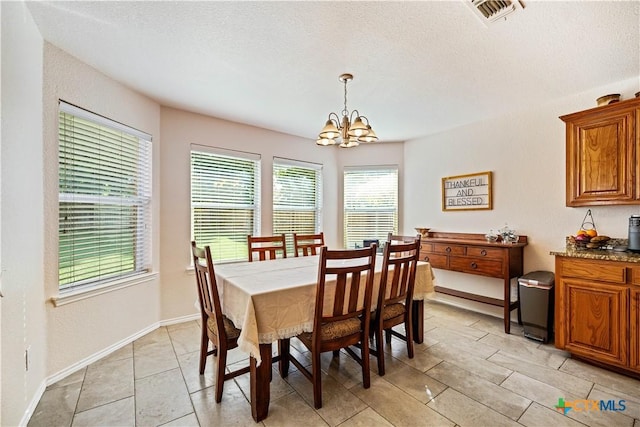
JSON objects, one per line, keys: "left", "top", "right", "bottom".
{"left": 442, "top": 171, "right": 492, "bottom": 211}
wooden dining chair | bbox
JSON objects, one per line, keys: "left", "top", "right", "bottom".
{"left": 279, "top": 245, "right": 377, "bottom": 409}
{"left": 387, "top": 232, "right": 421, "bottom": 244}
{"left": 247, "top": 234, "right": 287, "bottom": 261}
{"left": 293, "top": 232, "right": 324, "bottom": 257}
{"left": 191, "top": 241, "right": 249, "bottom": 402}
{"left": 370, "top": 237, "right": 421, "bottom": 376}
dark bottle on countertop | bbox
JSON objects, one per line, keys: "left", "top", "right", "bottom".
{"left": 628, "top": 215, "right": 640, "bottom": 252}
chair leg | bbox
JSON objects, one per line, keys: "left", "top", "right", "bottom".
{"left": 215, "top": 348, "right": 228, "bottom": 403}
{"left": 375, "top": 325, "right": 385, "bottom": 376}
{"left": 199, "top": 328, "right": 209, "bottom": 375}
{"left": 361, "top": 333, "right": 371, "bottom": 389}
{"left": 312, "top": 348, "right": 323, "bottom": 409}
{"left": 385, "top": 329, "right": 392, "bottom": 344}
{"left": 332, "top": 350, "right": 340, "bottom": 357}
{"left": 278, "top": 339, "right": 290, "bottom": 378}
{"left": 405, "top": 318, "right": 414, "bottom": 359}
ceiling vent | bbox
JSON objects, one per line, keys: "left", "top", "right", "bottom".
{"left": 466, "top": 0, "right": 525, "bottom": 26}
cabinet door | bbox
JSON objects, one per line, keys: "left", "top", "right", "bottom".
{"left": 631, "top": 287, "right": 640, "bottom": 372}
{"left": 565, "top": 109, "right": 636, "bottom": 206}
{"left": 563, "top": 279, "right": 628, "bottom": 366}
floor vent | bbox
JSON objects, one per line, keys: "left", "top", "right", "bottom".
{"left": 466, "top": 0, "right": 525, "bottom": 26}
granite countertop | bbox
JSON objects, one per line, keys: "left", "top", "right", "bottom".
{"left": 550, "top": 237, "right": 640, "bottom": 263}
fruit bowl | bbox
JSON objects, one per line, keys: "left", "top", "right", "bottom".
{"left": 570, "top": 234, "right": 610, "bottom": 250}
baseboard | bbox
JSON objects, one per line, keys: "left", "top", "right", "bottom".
{"left": 23, "top": 313, "right": 200, "bottom": 425}
{"left": 19, "top": 380, "right": 47, "bottom": 427}
{"left": 46, "top": 322, "right": 160, "bottom": 386}
{"left": 160, "top": 312, "right": 199, "bottom": 326}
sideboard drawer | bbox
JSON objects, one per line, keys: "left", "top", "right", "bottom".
{"left": 420, "top": 252, "right": 448, "bottom": 269}
{"left": 433, "top": 243, "right": 466, "bottom": 256}
{"left": 449, "top": 256, "right": 503, "bottom": 277}
{"left": 466, "top": 247, "right": 504, "bottom": 259}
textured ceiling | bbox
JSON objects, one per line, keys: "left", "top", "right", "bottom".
{"left": 26, "top": 1, "right": 640, "bottom": 142}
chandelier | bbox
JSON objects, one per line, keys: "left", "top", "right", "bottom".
{"left": 316, "top": 73, "right": 378, "bottom": 148}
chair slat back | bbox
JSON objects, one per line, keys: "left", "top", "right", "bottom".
{"left": 191, "top": 241, "right": 226, "bottom": 340}
{"left": 316, "top": 245, "right": 377, "bottom": 325}
{"left": 248, "top": 234, "right": 287, "bottom": 261}
{"left": 378, "top": 238, "right": 421, "bottom": 308}
{"left": 293, "top": 232, "right": 325, "bottom": 257}
{"left": 387, "top": 233, "right": 421, "bottom": 245}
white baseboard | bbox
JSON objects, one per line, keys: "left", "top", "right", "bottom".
{"left": 23, "top": 313, "right": 201, "bottom": 425}
{"left": 160, "top": 312, "right": 199, "bottom": 326}
{"left": 46, "top": 322, "right": 160, "bottom": 386}
{"left": 19, "top": 380, "right": 47, "bottom": 427}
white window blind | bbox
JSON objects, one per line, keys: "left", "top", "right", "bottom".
{"left": 273, "top": 158, "right": 322, "bottom": 251}
{"left": 191, "top": 146, "right": 261, "bottom": 262}
{"left": 58, "top": 102, "right": 152, "bottom": 291}
{"left": 344, "top": 166, "right": 398, "bottom": 249}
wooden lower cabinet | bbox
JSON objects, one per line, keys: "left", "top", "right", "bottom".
{"left": 631, "top": 287, "right": 640, "bottom": 371}
{"left": 562, "top": 279, "right": 628, "bottom": 366}
{"left": 555, "top": 256, "right": 639, "bottom": 376}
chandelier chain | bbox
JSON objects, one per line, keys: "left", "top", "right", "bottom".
{"left": 342, "top": 79, "right": 349, "bottom": 117}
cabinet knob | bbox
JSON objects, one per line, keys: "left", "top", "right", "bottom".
{"left": 424, "top": 256, "right": 430, "bottom": 262}
{"left": 470, "top": 262, "right": 478, "bottom": 269}
{"left": 446, "top": 247, "right": 452, "bottom": 253}
{"left": 480, "top": 249, "right": 487, "bottom": 256}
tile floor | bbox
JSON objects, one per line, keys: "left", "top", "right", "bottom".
{"left": 29, "top": 300, "right": 640, "bottom": 427}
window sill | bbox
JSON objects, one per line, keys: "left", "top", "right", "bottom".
{"left": 50, "top": 272, "right": 158, "bottom": 307}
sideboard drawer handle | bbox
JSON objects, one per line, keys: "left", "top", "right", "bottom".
{"left": 446, "top": 247, "right": 452, "bottom": 253}
{"left": 470, "top": 262, "right": 478, "bottom": 269}
{"left": 424, "top": 256, "right": 430, "bottom": 262}
{"left": 480, "top": 249, "right": 487, "bottom": 256}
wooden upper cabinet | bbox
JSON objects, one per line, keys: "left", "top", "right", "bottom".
{"left": 561, "top": 97, "right": 640, "bottom": 206}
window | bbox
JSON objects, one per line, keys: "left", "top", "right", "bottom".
{"left": 343, "top": 166, "right": 398, "bottom": 249}
{"left": 191, "top": 146, "right": 261, "bottom": 262}
{"left": 273, "top": 158, "right": 322, "bottom": 250}
{"left": 58, "top": 102, "right": 152, "bottom": 291}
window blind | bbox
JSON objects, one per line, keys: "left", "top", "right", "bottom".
{"left": 273, "top": 158, "right": 322, "bottom": 251}
{"left": 191, "top": 147, "right": 261, "bottom": 262}
{"left": 58, "top": 102, "right": 152, "bottom": 291}
{"left": 343, "top": 166, "right": 398, "bottom": 249}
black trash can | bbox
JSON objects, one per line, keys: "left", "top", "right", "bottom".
{"left": 518, "top": 271, "right": 555, "bottom": 343}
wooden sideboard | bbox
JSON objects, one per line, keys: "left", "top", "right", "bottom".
{"left": 420, "top": 231, "right": 528, "bottom": 333}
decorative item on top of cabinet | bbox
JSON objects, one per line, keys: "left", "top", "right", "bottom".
{"left": 560, "top": 96, "right": 640, "bottom": 207}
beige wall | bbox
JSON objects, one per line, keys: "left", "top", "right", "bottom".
{"left": 158, "top": 108, "right": 405, "bottom": 321}
{"left": 42, "top": 44, "right": 162, "bottom": 378}
{"left": 1, "top": 2, "right": 47, "bottom": 425}
{"left": 403, "top": 76, "right": 640, "bottom": 316}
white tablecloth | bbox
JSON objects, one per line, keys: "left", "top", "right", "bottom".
{"left": 214, "top": 255, "right": 435, "bottom": 365}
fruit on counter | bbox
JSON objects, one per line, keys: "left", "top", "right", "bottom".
{"left": 574, "top": 234, "right": 591, "bottom": 242}
{"left": 576, "top": 229, "right": 598, "bottom": 237}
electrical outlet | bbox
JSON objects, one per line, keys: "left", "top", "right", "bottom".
{"left": 25, "top": 346, "right": 31, "bottom": 371}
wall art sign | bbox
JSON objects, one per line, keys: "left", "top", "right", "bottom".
{"left": 442, "top": 171, "right": 492, "bottom": 211}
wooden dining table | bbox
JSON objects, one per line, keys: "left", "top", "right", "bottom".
{"left": 214, "top": 254, "right": 435, "bottom": 422}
